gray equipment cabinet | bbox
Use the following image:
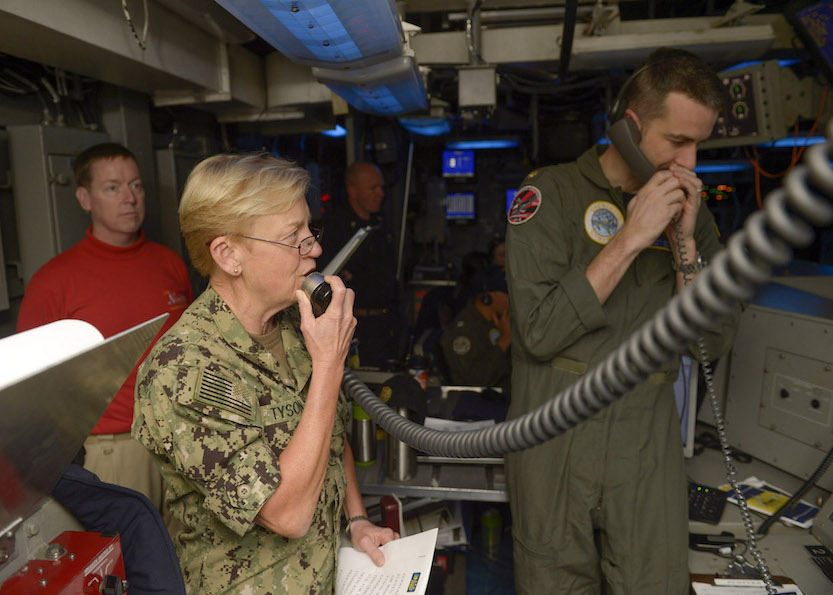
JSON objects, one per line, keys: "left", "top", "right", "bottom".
{"left": 8, "top": 125, "right": 109, "bottom": 285}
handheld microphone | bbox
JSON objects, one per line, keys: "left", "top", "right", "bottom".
{"left": 301, "top": 272, "right": 332, "bottom": 317}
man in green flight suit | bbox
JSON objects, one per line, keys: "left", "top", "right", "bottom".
{"left": 504, "top": 48, "right": 740, "bottom": 594}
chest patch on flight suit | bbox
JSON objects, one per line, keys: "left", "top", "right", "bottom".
{"left": 194, "top": 369, "right": 255, "bottom": 420}
{"left": 584, "top": 201, "right": 624, "bottom": 245}
{"left": 507, "top": 186, "right": 542, "bottom": 225}
{"left": 452, "top": 336, "right": 472, "bottom": 355}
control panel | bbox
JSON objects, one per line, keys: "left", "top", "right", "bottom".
{"left": 701, "top": 60, "right": 783, "bottom": 149}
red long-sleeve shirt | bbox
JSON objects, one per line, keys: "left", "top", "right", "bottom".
{"left": 17, "top": 228, "right": 193, "bottom": 434}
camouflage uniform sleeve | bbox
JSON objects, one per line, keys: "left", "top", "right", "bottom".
{"left": 136, "top": 354, "right": 281, "bottom": 537}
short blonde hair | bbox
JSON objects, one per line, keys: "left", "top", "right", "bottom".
{"left": 179, "top": 153, "right": 310, "bottom": 276}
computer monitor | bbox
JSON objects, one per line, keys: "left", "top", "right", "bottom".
{"left": 442, "top": 150, "right": 475, "bottom": 178}
{"left": 506, "top": 189, "right": 517, "bottom": 213}
{"left": 721, "top": 280, "right": 833, "bottom": 491}
{"left": 674, "top": 355, "right": 699, "bottom": 458}
{"left": 786, "top": 0, "right": 833, "bottom": 85}
{"left": 446, "top": 192, "right": 476, "bottom": 220}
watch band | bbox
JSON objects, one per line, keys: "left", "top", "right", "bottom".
{"left": 346, "top": 515, "right": 370, "bottom": 536}
{"left": 672, "top": 253, "right": 705, "bottom": 275}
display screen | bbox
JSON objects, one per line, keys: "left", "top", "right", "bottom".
{"left": 442, "top": 150, "right": 475, "bottom": 177}
{"left": 446, "top": 193, "right": 476, "bottom": 220}
{"left": 506, "top": 189, "right": 518, "bottom": 213}
{"left": 787, "top": 1, "right": 833, "bottom": 84}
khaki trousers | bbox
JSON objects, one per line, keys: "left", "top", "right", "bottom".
{"left": 83, "top": 433, "right": 163, "bottom": 512}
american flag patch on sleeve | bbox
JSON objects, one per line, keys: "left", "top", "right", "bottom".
{"left": 194, "top": 369, "right": 255, "bottom": 421}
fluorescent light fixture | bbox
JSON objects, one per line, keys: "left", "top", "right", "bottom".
{"left": 694, "top": 162, "right": 752, "bottom": 173}
{"left": 214, "top": 0, "right": 404, "bottom": 69}
{"left": 398, "top": 117, "right": 450, "bottom": 136}
{"left": 757, "top": 136, "right": 827, "bottom": 148}
{"left": 445, "top": 139, "right": 518, "bottom": 150}
{"left": 723, "top": 59, "right": 802, "bottom": 71}
{"left": 313, "top": 56, "right": 427, "bottom": 116}
{"left": 724, "top": 60, "right": 763, "bottom": 71}
{"left": 321, "top": 124, "right": 347, "bottom": 137}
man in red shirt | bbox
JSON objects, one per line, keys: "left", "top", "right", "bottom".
{"left": 17, "top": 143, "right": 193, "bottom": 510}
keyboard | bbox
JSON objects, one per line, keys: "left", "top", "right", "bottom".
{"left": 689, "top": 481, "right": 728, "bottom": 524}
{"left": 806, "top": 545, "right": 833, "bottom": 586}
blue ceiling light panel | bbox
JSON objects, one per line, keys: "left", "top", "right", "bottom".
{"left": 214, "top": 0, "right": 404, "bottom": 68}
{"left": 215, "top": 0, "right": 428, "bottom": 117}
{"left": 446, "top": 139, "right": 519, "bottom": 150}
{"left": 313, "top": 55, "right": 428, "bottom": 116}
{"left": 760, "top": 136, "right": 827, "bottom": 148}
{"left": 398, "top": 117, "right": 451, "bottom": 136}
{"left": 268, "top": 3, "right": 363, "bottom": 62}
{"left": 694, "top": 162, "right": 753, "bottom": 173}
{"left": 320, "top": 124, "right": 347, "bottom": 137}
{"left": 723, "top": 59, "right": 803, "bottom": 72}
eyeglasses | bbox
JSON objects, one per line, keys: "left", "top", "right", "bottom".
{"left": 239, "top": 227, "right": 323, "bottom": 256}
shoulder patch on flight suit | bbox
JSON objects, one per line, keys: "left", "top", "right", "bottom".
{"left": 194, "top": 369, "right": 255, "bottom": 420}
{"left": 508, "top": 186, "right": 542, "bottom": 225}
{"left": 452, "top": 336, "right": 472, "bottom": 355}
{"left": 584, "top": 201, "right": 624, "bottom": 245}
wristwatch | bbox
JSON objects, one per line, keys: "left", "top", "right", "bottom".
{"left": 672, "top": 253, "right": 706, "bottom": 275}
{"left": 346, "top": 515, "right": 370, "bottom": 536}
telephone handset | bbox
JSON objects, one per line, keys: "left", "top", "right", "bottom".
{"left": 608, "top": 116, "right": 657, "bottom": 185}
{"left": 301, "top": 272, "right": 332, "bottom": 317}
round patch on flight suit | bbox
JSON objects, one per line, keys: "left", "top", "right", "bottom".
{"left": 584, "top": 201, "right": 624, "bottom": 245}
{"left": 452, "top": 336, "right": 472, "bottom": 355}
{"left": 489, "top": 328, "right": 501, "bottom": 346}
{"left": 507, "top": 186, "right": 542, "bottom": 225}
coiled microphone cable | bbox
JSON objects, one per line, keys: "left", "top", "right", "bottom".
{"left": 344, "top": 121, "right": 833, "bottom": 463}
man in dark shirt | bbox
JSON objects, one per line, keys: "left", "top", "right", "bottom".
{"left": 441, "top": 265, "right": 511, "bottom": 392}
{"left": 440, "top": 264, "right": 511, "bottom": 422}
{"left": 320, "top": 161, "right": 400, "bottom": 367}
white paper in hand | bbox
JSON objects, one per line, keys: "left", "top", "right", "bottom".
{"left": 336, "top": 528, "right": 438, "bottom": 595}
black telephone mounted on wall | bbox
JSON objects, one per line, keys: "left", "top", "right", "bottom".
{"left": 608, "top": 116, "right": 658, "bottom": 185}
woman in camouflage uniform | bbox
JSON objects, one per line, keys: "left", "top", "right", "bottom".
{"left": 133, "top": 153, "right": 397, "bottom": 594}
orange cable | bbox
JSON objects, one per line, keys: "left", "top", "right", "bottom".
{"left": 746, "top": 86, "right": 829, "bottom": 208}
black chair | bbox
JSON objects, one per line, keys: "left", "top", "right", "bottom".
{"left": 52, "top": 464, "right": 186, "bottom": 595}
